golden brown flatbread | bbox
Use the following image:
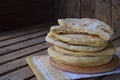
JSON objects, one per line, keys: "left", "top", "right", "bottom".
{"left": 48, "top": 47, "right": 112, "bottom": 66}
{"left": 58, "top": 18, "right": 113, "bottom": 40}
{"left": 54, "top": 43, "right": 115, "bottom": 56}
{"left": 45, "top": 35, "right": 107, "bottom": 52}
{"left": 50, "top": 30, "right": 107, "bottom": 47}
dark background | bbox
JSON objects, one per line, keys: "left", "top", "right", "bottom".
{"left": 0, "top": 0, "right": 54, "bottom": 31}
{"left": 0, "top": 0, "right": 120, "bottom": 32}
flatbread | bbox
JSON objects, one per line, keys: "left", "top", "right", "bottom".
{"left": 58, "top": 18, "right": 113, "bottom": 40}
{"left": 45, "top": 35, "right": 107, "bottom": 52}
{"left": 50, "top": 31, "right": 107, "bottom": 47}
{"left": 48, "top": 47, "right": 112, "bottom": 66}
{"left": 50, "top": 25, "right": 78, "bottom": 34}
{"left": 54, "top": 43, "right": 115, "bottom": 56}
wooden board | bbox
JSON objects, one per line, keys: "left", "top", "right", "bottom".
{"left": 101, "top": 74, "right": 120, "bottom": 80}
{"left": 50, "top": 56, "right": 120, "bottom": 74}
{"left": 66, "top": 0, "right": 80, "bottom": 18}
{"left": 112, "top": 0, "right": 120, "bottom": 41}
{"left": 0, "top": 50, "right": 47, "bottom": 75}
{"left": 81, "top": 0, "right": 94, "bottom": 18}
{"left": 1, "top": 66, "right": 34, "bottom": 80}
{"left": 95, "top": 0, "right": 112, "bottom": 25}
{"left": 0, "top": 23, "right": 52, "bottom": 80}
{"left": 54, "top": 0, "right": 66, "bottom": 19}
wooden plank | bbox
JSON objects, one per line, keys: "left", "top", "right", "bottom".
{"left": 66, "top": 0, "right": 80, "bottom": 18}
{"left": 81, "top": 0, "right": 94, "bottom": 18}
{"left": 112, "top": 0, "right": 120, "bottom": 39}
{"left": 29, "top": 77, "right": 37, "bottom": 80}
{"left": 113, "top": 38, "right": 120, "bottom": 47}
{"left": 112, "top": 33, "right": 120, "bottom": 42}
{"left": 0, "top": 22, "right": 51, "bottom": 36}
{"left": 0, "top": 57, "right": 27, "bottom": 75}
{"left": 0, "top": 66, "right": 34, "bottom": 80}
{"left": 95, "top": 0, "right": 112, "bottom": 25}
{"left": 0, "top": 24, "right": 49, "bottom": 41}
{"left": 101, "top": 74, "right": 120, "bottom": 80}
{"left": 0, "top": 29, "right": 49, "bottom": 47}
{"left": 0, "top": 35, "right": 46, "bottom": 56}
{"left": 0, "top": 42, "right": 49, "bottom": 64}
{"left": 0, "top": 50, "right": 47, "bottom": 75}
{"left": 54, "top": 0, "right": 66, "bottom": 19}
{"left": 24, "top": 75, "right": 36, "bottom": 80}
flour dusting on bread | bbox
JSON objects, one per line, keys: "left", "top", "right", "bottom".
{"left": 58, "top": 18, "right": 113, "bottom": 40}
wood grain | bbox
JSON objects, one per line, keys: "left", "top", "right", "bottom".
{"left": 54, "top": 0, "right": 66, "bottom": 19}
{"left": 1, "top": 66, "right": 34, "bottom": 80}
{"left": 113, "top": 38, "right": 120, "bottom": 47}
{"left": 0, "top": 42, "right": 49, "bottom": 64}
{"left": 0, "top": 23, "right": 51, "bottom": 41}
{"left": 0, "top": 30, "right": 49, "bottom": 47}
{"left": 0, "top": 24, "right": 50, "bottom": 80}
{"left": 0, "top": 36, "right": 46, "bottom": 56}
{"left": 66, "top": 0, "right": 80, "bottom": 18}
{"left": 101, "top": 74, "right": 120, "bottom": 80}
{"left": 0, "top": 50, "right": 47, "bottom": 75}
{"left": 112, "top": 0, "right": 120, "bottom": 40}
{"left": 95, "top": 0, "right": 112, "bottom": 25}
{"left": 29, "top": 77, "right": 37, "bottom": 80}
{"left": 81, "top": 0, "right": 95, "bottom": 18}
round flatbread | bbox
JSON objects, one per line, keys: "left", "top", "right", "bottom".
{"left": 50, "top": 56, "right": 120, "bottom": 74}
{"left": 45, "top": 35, "right": 107, "bottom": 52}
{"left": 50, "top": 31, "right": 107, "bottom": 47}
{"left": 54, "top": 43, "right": 115, "bottom": 56}
{"left": 48, "top": 47, "right": 112, "bottom": 66}
{"left": 58, "top": 18, "right": 113, "bottom": 40}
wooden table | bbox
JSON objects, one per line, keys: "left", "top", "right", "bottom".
{"left": 0, "top": 23, "right": 120, "bottom": 80}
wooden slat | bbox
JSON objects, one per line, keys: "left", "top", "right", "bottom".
{"left": 0, "top": 22, "right": 50, "bottom": 36}
{"left": 81, "top": 0, "right": 95, "bottom": 18}
{"left": 0, "top": 23, "right": 50, "bottom": 41}
{"left": 0, "top": 35, "right": 46, "bottom": 56}
{"left": 112, "top": 0, "right": 120, "bottom": 40}
{"left": 54, "top": 0, "right": 66, "bottom": 19}
{"left": 0, "top": 23, "right": 52, "bottom": 79}
{"left": 0, "top": 29, "right": 49, "bottom": 47}
{"left": 0, "top": 42, "right": 49, "bottom": 64}
{"left": 0, "top": 28, "right": 42, "bottom": 41}
{"left": 1, "top": 66, "right": 34, "bottom": 80}
{"left": 95, "top": 0, "right": 112, "bottom": 25}
{"left": 29, "top": 77, "right": 37, "bottom": 80}
{"left": 113, "top": 38, "right": 120, "bottom": 47}
{"left": 0, "top": 57, "right": 27, "bottom": 75}
{"left": 0, "top": 50, "right": 47, "bottom": 76}
{"left": 101, "top": 74, "right": 120, "bottom": 80}
{"left": 66, "top": 0, "right": 80, "bottom": 18}
{"left": 112, "top": 33, "right": 120, "bottom": 41}
{"left": 24, "top": 75, "right": 36, "bottom": 80}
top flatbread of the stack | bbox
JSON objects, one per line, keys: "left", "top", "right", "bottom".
{"left": 58, "top": 18, "right": 113, "bottom": 40}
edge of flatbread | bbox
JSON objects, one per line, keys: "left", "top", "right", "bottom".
{"left": 58, "top": 18, "right": 113, "bottom": 40}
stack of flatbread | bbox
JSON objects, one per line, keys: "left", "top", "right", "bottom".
{"left": 45, "top": 18, "right": 116, "bottom": 68}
